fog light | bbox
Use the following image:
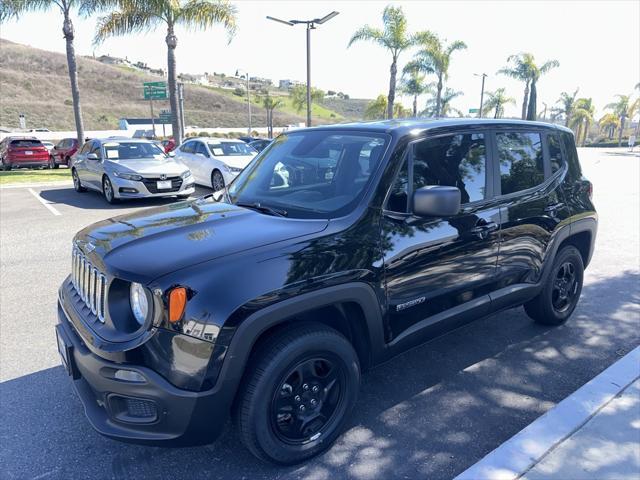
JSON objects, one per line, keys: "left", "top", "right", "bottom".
{"left": 114, "top": 369, "right": 145, "bottom": 383}
{"left": 119, "top": 187, "right": 139, "bottom": 194}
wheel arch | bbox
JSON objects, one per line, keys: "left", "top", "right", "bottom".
{"left": 214, "top": 283, "right": 386, "bottom": 409}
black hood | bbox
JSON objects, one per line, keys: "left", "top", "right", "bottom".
{"left": 75, "top": 198, "right": 328, "bottom": 282}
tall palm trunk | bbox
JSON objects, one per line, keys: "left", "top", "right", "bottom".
{"left": 435, "top": 74, "right": 443, "bottom": 117}
{"left": 521, "top": 80, "right": 530, "bottom": 120}
{"left": 617, "top": 115, "right": 626, "bottom": 146}
{"left": 575, "top": 122, "right": 583, "bottom": 146}
{"left": 63, "top": 12, "right": 84, "bottom": 146}
{"left": 387, "top": 58, "right": 397, "bottom": 119}
{"left": 526, "top": 79, "right": 537, "bottom": 120}
{"left": 412, "top": 95, "right": 417, "bottom": 117}
{"left": 494, "top": 104, "right": 499, "bottom": 119}
{"left": 166, "top": 25, "right": 182, "bottom": 144}
{"left": 583, "top": 120, "right": 591, "bottom": 146}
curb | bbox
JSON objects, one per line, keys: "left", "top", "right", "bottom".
{"left": 454, "top": 346, "right": 640, "bottom": 480}
{"left": 0, "top": 181, "right": 72, "bottom": 189}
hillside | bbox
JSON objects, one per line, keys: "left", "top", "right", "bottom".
{"left": 0, "top": 39, "right": 365, "bottom": 131}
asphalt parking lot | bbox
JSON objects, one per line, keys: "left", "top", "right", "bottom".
{"left": 1, "top": 148, "right": 639, "bottom": 480}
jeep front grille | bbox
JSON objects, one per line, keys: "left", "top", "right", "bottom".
{"left": 71, "top": 246, "right": 106, "bottom": 322}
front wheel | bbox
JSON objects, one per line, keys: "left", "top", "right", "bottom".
{"left": 2, "top": 158, "right": 11, "bottom": 171}
{"left": 211, "top": 169, "right": 225, "bottom": 191}
{"left": 102, "top": 175, "right": 117, "bottom": 204}
{"left": 234, "top": 323, "right": 360, "bottom": 465}
{"left": 525, "top": 245, "right": 584, "bottom": 325}
{"left": 72, "top": 169, "right": 86, "bottom": 192}
{"left": 50, "top": 156, "right": 59, "bottom": 169}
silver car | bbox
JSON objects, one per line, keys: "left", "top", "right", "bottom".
{"left": 71, "top": 138, "right": 195, "bottom": 203}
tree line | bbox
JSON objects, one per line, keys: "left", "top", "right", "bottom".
{"left": 1, "top": 1, "right": 638, "bottom": 147}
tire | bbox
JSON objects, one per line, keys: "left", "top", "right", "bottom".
{"left": 211, "top": 169, "right": 225, "bottom": 191}
{"left": 102, "top": 175, "right": 117, "bottom": 204}
{"left": 234, "top": 322, "right": 360, "bottom": 465}
{"left": 525, "top": 245, "right": 584, "bottom": 325}
{"left": 50, "top": 156, "right": 59, "bottom": 169}
{"left": 71, "top": 168, "right": 86, "bottom": 192}
{"left": 2, "top": 158, "right": 11, "bottom": 171}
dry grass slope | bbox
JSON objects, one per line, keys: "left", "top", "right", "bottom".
{"left": 0, "top": 38, "right": 310, "bottom": 130}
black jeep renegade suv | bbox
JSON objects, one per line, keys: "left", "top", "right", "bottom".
{"left": 56, "top": 119, "right": 596, "bottom": 464}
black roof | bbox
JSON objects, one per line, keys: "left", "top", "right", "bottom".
{"left": 304, "top": 118, "right": 573, "bottom": 136}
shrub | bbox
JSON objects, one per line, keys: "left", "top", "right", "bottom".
{"left": 233, "top": 87, "right": 244, "bottom": 97}
{"left": 199, "top": 131, "right": 210, "bottom": 137}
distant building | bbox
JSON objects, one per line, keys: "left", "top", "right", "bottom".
{"left": 97, "top": 55, "right": 126, "bottom": 65}
{"left": 118, "top": 118, "right": 173, "bottom": 137}
{"left": 279, "top": 79, "right": 304, "bottom": 90}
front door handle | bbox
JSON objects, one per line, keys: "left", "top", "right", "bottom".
{"left": 469, "top": 221, "right": 498, "bottom": 239}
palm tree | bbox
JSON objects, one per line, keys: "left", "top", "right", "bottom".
{"left": 89, "top": 0, "right": 237, "bottom": 144}
{"left": 598, "top": 113, "right": 619, "bottom": 140}
{"left": 605, "top": 94, "right": 632, "bottom": 146}
{"left": 525, "top": 56, "right": 559, "bottom": 120}
{"left": 498, "top": 53, "right": 559, "bottom": 120}
{"left": 570, "top": 98, "right": 595, "bottom": 146}
{"left": 399, "top": 66, "right": 431, "bottom": 117}
{"left": 423, "top": 88, "right": 463, "bottom": 117}
{"left": 2, "top": 0, "right": 86, "bottom": 145}
{"left": 262, "top": 95, "right": 282, "bottom": 139}
{"left": 405, "top": 32, "right": 466, "bottom": 118}
{"left": 554, "top": 88, "right": 579, "bottom": 127}
{"left": 482, "top": 88, "right": 516, "bottom": 119}
{"left": 348, "top": 5, "right": 414, "bottom": 120}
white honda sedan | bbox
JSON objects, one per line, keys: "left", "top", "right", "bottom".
{"left": 175, "top": 137, "right": 257, "bottom": 190}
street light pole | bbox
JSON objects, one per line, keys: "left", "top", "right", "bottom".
{"left": 236, "top": 69, "right": 252, "bottom": 135}
{"left": 267, "top": 11, "right": 339, "bottom": 128}
{"left": 475, "top": 73, "right": 487, "bottom": 118}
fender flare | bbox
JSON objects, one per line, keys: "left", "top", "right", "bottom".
{"left": 211, "top": 282, "right": 386, "bottom": 404}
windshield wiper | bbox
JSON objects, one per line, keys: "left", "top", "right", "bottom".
{"left": 236, "top": 201, "right": 288, "bottom": 217}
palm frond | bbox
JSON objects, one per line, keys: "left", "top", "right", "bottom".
{"left": 1, "top": 0, "right": 60, "bottom": 20}
{"left": 93, "top": 9, "right": 160, "bottom": 44}
{"left": 348, "top": 25, "right": 385, "bottom": 48}
{"left": 178, "top": 0, "right": 237, "bottom": 40}
{"left": 539, "top": 59, "right": 560, "bottom": 74}
{"left": 446, "top": 39, "right": 467, "bottom": 55}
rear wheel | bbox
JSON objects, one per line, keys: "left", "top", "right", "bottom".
{"left": 102, "top": 175, "right": 117, "bottom": 204}
{"left": 234, "top": 323, "right": 360, "bottom": 465}
{"left": 211, "top": 169, "right": 225, "bottom": 191}
{"left": 525, "top": 246, "right": 584, "bottom": 325}
{"left": 50, "top": 155, "right": 59, "bottom": 169}
{"left": 72, "top": 168, "right": 86, "bottom": 192}
{"left": 2, "top": 158, "right": 11, "bottom": 171}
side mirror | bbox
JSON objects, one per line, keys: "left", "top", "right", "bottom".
{"left": 168, "top": 151, "right": 176, "bottom": 157}
{"left": 87, "top": 153, "right": 100, "bottom": 161}
{"left": 413, "top": 186, "right": 461, "bottom": 217}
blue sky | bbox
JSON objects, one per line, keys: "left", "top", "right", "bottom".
{"left": 2, "top": 0, "right": 639, "bottom": 118}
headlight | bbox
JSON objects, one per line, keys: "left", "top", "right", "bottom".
{"left": 114, "top": 171, "right": 143, "bottom": 181}
{"left": 222, "top": 164, "right": 243, "bottom": 173}
{"left": 130, "top": 282, "right": 150, "bottom": 325}
{"left": 181, "top": 170, "right": 192, "bottom": 179}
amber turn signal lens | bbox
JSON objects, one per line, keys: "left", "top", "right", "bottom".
{"left": 168, "top": 287, "right": 187, "bottom": 323}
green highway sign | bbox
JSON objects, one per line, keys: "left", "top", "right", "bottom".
{"left": 468, "top": 108, "right": 479, "bottom": 114}
{"left": 143, "top": 81, "right": 167, "bottom": 100}
{"left": 159, "top": 110, "right": 172, "bottom": 122}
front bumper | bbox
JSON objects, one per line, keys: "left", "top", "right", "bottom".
{"left": 112, "top": 176, "right": 195, "bottom": 199}
{"left": 56, "top": 300, "right": 229, "bottom": 446}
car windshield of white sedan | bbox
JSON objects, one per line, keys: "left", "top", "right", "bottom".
{"left": 103, "top": 142, "right": 166, "bottom": 160}
{"left": 227, "top": 131, "right": 389, "bottom": 219}
{"left": 207, "top": 142, "right": 256, "bottom": 156}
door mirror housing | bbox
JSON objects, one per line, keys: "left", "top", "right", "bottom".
{"left": 167, "top": 151, "right": 176, "bottom": 157}
{"left": 413, "top": 186, "right": 461, "bottom": 217}
{"left": 87, "top": 153, "right": 100, "bottom": 161}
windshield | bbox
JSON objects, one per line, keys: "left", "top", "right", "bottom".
{"left": 103, "top": 142, "right": 166, "bottom": 160}
{"left": 207, "top": 142, "right": 256, "bottom": 156}
{"left": 227, "top": 130, "right": 389, "bottom": 219}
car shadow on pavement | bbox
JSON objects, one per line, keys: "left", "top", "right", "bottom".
{"left": 1, "top": 271, "right": 638, "bottom": 480}
{"left": 38, "top": 187, "right": 208, "bottom": 210}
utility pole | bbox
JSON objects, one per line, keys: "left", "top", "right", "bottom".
{"left": 236, "top": 69, "right": 252, "bottom": 135}
{"left": 267, "top": 11, "right": 339, "bottom": 128}
{"left": 178, "top": 82, "right": 185, "bottom": 140}
{"left": 475, "top": 73, "right": 487, "bottom": 118}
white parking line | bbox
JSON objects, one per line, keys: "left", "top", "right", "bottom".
{"left": 28, "top": 188, "right": 62, "bottom": 216}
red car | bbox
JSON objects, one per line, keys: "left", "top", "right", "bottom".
{"left": 0, "top": 136, "right": 50, "bottom": 171}
{"left": 162, "top": 138, "right": 176, "bottom": 153}
{"left": 50, "top": 137, "right": 79, "bottom": 168}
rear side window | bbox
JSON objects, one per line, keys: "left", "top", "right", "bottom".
{"left": 181, "top": 141, "right": 194, "bottom": 154}
{"left": 497, "top": 131, "right": 544, "bottom": 195}
{"left": 10, "top": 139, "right": 42, "bottom": 147}
{"left": 548, "top": 134, "right": 563, "bottom": 173}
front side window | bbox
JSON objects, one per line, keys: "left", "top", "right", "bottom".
{"left": 228, "top": 131, "right": 389, "bottom": 219}
{"left": 194, "top": 142, "right": 209, "bottom": 157}
{"left": 180, "top": 141, "right": 194, "bottom": 154}
{"left": 413, "top": 133, "right": 487, "bottom": 204}
{"left": 208, "top": 142, "right": 256, "bottom": 156}
{"left": 79, "top": 142, "right": 92, "bottom": 154}
{"left": 497, "top": 131, "right": 544, "bottom": 195}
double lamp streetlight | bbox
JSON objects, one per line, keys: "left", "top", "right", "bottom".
{"left": 267, "top": 11, "right": 339, "bottom": 127}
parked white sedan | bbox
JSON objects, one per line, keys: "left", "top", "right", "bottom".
{"left": 175, "top": 137, "right": 257, "bottom": 190}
